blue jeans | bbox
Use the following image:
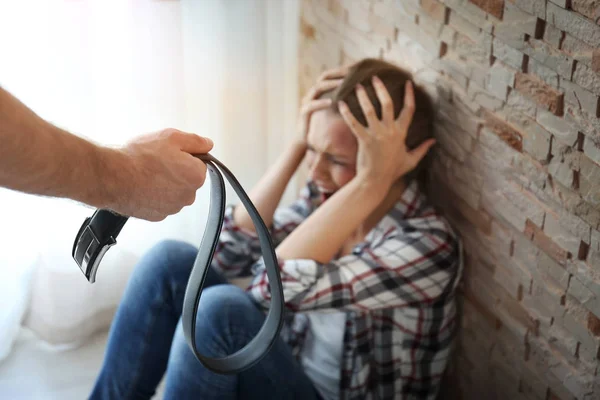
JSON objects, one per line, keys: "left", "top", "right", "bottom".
{"left": 90, "top": 240, "right": 320, "bottom": 400}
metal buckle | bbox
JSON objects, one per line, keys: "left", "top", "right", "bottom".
{"left": 73, "top": 225, "right": 115, "bottom": 283}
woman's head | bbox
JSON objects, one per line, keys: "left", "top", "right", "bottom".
{"left": 305, "top": 58, "right": 434, "bottom": 198}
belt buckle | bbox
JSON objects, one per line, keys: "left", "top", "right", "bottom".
{"left": 72, "top": 222, "right": 116, "bottom": 283}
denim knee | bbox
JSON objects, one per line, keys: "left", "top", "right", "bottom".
{"left": 194, "top": 285, "right": 260, "bottom": 357}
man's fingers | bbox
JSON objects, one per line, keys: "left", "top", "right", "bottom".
{"left": 172, "top": 130, "right": 214, "bottom": 154}
{"left": 338, "top": 101, "right": 368, "bottom": 142}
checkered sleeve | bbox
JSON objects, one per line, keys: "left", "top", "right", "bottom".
{"left": 211, "top": 181, "right": 321, "bottom": 279}
{"left": 248, "top": 216, "right": 459, "bottom": 312}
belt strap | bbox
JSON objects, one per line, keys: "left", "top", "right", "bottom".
{"left": 72, "top": 153, "right": 284, "bottom": 374}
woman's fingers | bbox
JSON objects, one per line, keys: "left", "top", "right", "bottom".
{"left": 338, "top": 101, "right": 368, "bottom": 142}
{"left": 301, "top": 98, "right": 333, "bottom": 116}
{"left": 395, "top": 81, "right": 416, "bottom": 136}
{"left": 318, "top": 65, "right": 351, "bottom": 81}
{"left": 306, "top": 79, "right": 343, "bottom": 101}
{"left": 356, "top": 84, "right": 379, "bottom": 129}
{"left": 407, "top": 138, "right": 436, "bottom": 169}
{"left": 372, "top": 76, "right": 394, "bottom": 126}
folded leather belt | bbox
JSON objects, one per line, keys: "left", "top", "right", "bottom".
{"left": 72, "top": 153, "right": 284, "bottom": 374}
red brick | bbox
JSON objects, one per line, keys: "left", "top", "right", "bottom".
{"left": 588, "top": 312, "right": 600, "bottom": 337}
{"left": 483, "top": 110, "right": 524, "bottom": 152}
{"left": 515, "top": 72, "right": 565, "bottom": 116}
{"left": 592, "top": 49, "right": 600, "bottom": 74}
{"left": 525, "top": 219, "right": 571, "bottom": 264}
{"left": 469, "top": 0, "right": 504, "bottom": 19}
{"left": 420, "top": 0, "right": 448, "bottom": 21}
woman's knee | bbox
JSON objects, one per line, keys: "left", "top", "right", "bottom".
{"left": 194, "top": 285, "right": 262, "bottom": 355}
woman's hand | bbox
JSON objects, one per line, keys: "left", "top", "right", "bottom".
{"left": 338, "top": 77, "right": 435, "bottom": 189}
{"left": 295, "top": 66, "right": 349, "bottom": 147}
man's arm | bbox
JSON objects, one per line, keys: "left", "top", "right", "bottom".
{"left": 0, "top": 86, "right": 120, "bottom": 207}
{"left": 0, "top": 86, "right": 214, "bottom": 221}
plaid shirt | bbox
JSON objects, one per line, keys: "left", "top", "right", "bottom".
{"left": 213, "top": 180, "right": 462, "bottom": 400}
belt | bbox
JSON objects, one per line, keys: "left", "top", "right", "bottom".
{"left": 72, "top": 153, "right": 284, "bottom": 374}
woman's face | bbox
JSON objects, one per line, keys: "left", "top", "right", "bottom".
{"left": 305, "top": 109, "right": 357, "bottom": 199}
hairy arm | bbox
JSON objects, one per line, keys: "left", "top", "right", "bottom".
{"left": 0, "top": 86, "right": 125, "bottom": 208}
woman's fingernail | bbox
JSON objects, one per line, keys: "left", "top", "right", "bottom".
{"left": 372, "top": 76, "right": 382, "bottom": 85}
{"left": 356, "top": 83, "right": 364, "bottom": 91}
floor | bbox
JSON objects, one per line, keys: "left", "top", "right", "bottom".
{"left": 0, "top": 328, "right": 165, "bottom": 399}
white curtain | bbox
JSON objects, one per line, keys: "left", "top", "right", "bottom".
{"left": 0, "top": 0, "right": 299, "bottom": 360}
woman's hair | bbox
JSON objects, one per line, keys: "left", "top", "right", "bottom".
{"left": 319, "top": 58, "right": 435, "bottom": 184}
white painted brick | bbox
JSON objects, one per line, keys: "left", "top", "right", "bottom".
{"left": 573, "top": 62, "right": 600, "bottom": 97}
{"left": 481, "top": 181, "right": 545, "bottom": 231}
{"left": 440, "top": 0, "right": 494, "bottom": 33}
{"left": 435, "top": 54, "right": 469, "bottom": 88}
{"left": 546, "top": 323, "right": 579, "bottom": 362}
{"left": 548, "top": 152, "right": 576, "bottom": 188}
{"left": 578, "top": 154, "right": 600, "bottom": 206}
{"left": 544, "top": 211, "right": 583, "bottom": 256}
{"left": 561, "top": 33, "right": 594, "bottom": 68}
{"left": 495, "top": 1, "right": 540, "bottom": 40}
{"left": 437, "top": 96, "right": 481, "bottom": 138}
{"left": 550, "top": 208, "right": 593, "bottom": 246}
{"left": 417, "top": 10, "right": 445, "bottom": 38}
{"left": 512, "top": 0, "right": 546, "bottom": 19}
{"left": 527, "top": 57, "right": 560, "bottom": 89}
{"left": 346, "top": 2, "right": 371, "bottom": 32}
{"left": 543, "top": 23, "right": 563, "bottom": 49}
{"left": 394, "top": 0, "right": 421, "bottom": 17}
{"left": 511, "top": 151, "right": 549, "bottom": 190}
{"left": 523, "top": 38, "right": 574, "bottom": 81}
{"left": 493, "top": 37, "right": 525, "bottom": 70}
{"left": 563, "top": 103, "right": 600, "bottom": 139}
{"left": 507, "top": 89, "right": 538, "bottom": 118}
{"left": 536, "top": 108, "right": 579, "bottom": 146}
{"left": 433, "top": 120, "right": 469, "bottom": 161}
{"left": 438, "top": 24, "right": 457, "bottom": 46}
{"left": 469, "top": 63, "right": 490, "bottom": 92}
{"left": 560, "top": 77, "right": 600, "bottom": 119}
{"left": 487, "top": 61, "right": 516, "bottom": 100}
{"left": 468, "top": 80, "right": 505, "bottom": 111}
{"left": 523, "top": 123, "right": 552, "bottom": 162}
{"left": 389, "top": 33, "right": 435, "bottom": 72}
{"left": 590, "top": 229, "right": 600, "bottom": 267}
{"left": 568, "top": 277, "right": 600, "bottom": 319}
{"left": 447, "top": 8, "right": 480, "bottom": 42}
{"left": 558, "top": 307, "right": 600, "bottom": 357}
{"left": 583, "top": 134, "right": 600, "bottom": 166}
{"left": 546, "top": 2, "right": 600, "bottom": 48}
{"left": 548, "top": 0, "right": 569, "bottom": 7}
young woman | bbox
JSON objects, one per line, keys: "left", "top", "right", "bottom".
{"left": 90, "top": 58, "right": 461, "bottom": 400}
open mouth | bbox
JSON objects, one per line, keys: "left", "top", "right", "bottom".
{"left": 318, "top": 187, "right": 336, "bottom": 202}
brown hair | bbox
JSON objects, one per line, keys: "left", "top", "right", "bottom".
{"left": 319, "top": 58, "right": 434, "bottom": 184}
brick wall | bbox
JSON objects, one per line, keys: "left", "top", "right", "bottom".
{"left": 298, "top": 1, "right": 600, "bottom": 399}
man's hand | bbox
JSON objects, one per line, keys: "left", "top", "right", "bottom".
{"left": 104, "top": 129, "right": 214, "bottom": 221}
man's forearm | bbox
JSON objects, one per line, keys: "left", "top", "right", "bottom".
{"left": 0, "top": 86, "right": 124, "bottom": 208}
